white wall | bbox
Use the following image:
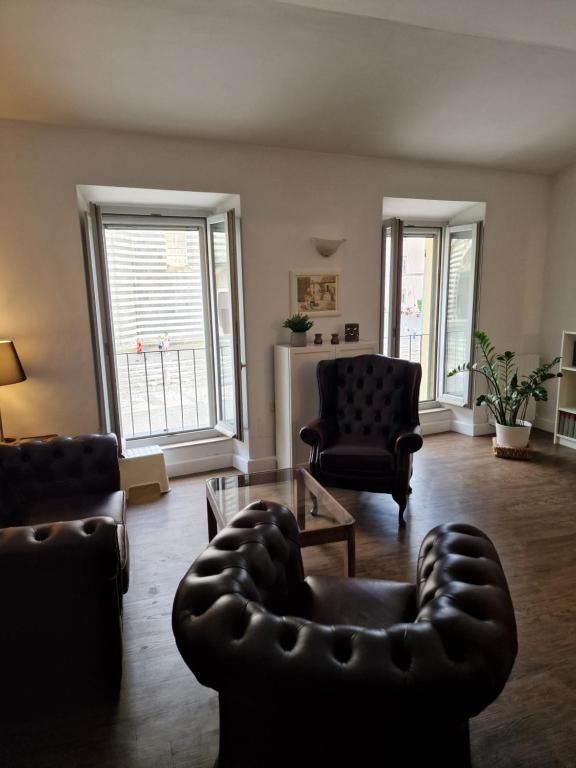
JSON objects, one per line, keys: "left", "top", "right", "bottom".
{"left": 0, "top": 120, "right": 549, "bottom": 460}
{"left": 537, "top": 161, "right": 576, "bottom": 432}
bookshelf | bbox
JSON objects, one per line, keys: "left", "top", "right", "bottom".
{"left": 554, "top": 330, "right": 576, "bottom": 448}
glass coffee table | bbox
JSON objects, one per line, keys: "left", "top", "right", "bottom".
{"left": 206, "top": 468, "right": 356, "bottom": 576}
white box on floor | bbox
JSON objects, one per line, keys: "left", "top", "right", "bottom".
{"left": 120, "top": 445, "right": 170, "bottom": 500}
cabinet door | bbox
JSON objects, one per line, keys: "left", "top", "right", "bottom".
{"left": 291, "top": 350, "right": 329, "bottom": 466}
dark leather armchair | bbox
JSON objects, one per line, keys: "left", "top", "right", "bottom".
{"left": 0, "top": 434, "right": 129, "bottom": 702}
{"left": 301, "top": 354, "right": 423, "bottom": 525}
{"left": 173, "top": 501, "right": 517, "bottom": 768}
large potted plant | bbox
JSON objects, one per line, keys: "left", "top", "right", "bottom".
{"left": 283, "top": 313, "right": 313, "bottom": 347}
{"left": 449, "top": 330, "right": 562, "bottom": 448}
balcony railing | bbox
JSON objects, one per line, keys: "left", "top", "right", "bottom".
{"left": 399, "top": 332, "right": 429, "bottom": 364}
{"left": 116, "top": 347, "right": 213, "bottom": 439}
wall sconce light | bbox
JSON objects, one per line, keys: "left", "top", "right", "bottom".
{"left": 311, "top": 237, "right": 346, "bottom": 258}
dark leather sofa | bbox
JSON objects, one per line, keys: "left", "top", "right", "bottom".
{"left": 173, "top": 501, "right": 517, "bottom": 768}
{"left": 301, "top": 354, "right": 423, "bottom": 525}
{"left": 0, "top": 434, "right": 128, "bottom": 703}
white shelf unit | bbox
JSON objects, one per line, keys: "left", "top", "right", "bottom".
{"left": 554, "top": 331, "right": 576, "bottom": 448}
{"left": 274, "top": 340, "right": 378, "bottom": 469}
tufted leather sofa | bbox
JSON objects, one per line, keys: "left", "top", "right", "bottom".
{"left": 0, "top": 434, "right": 129, "bottom": 703}
{"left": 173, "top": 501, "right": 518, "bottom": 768}
{"left": 301, "top": 354, "right": 423, "bottom": 526}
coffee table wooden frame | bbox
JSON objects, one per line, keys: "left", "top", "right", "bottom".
{"left": 206, "top": 468, "right": 356, "bottom": 576}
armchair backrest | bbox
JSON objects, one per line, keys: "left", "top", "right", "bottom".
{"left": 317, "top": 355, "right": 421, "bottom": 446}
{"left": 0, "top": 434, "right": 120, "bottom": 522}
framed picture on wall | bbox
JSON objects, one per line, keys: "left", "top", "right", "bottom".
{"left": 290, "top": 270, "right": 341, "bottom": 317}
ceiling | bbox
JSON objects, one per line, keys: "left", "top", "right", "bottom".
{"left": 3, "top": 0, "right": 576, "bottom": 173}
{"left": 274, "top": 0, "right": 576, "bottom": 52}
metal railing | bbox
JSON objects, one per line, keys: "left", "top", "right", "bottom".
{"left": 116, "top": 347, "right": 212, "bottom": 439}
{"left": 399, "top": 333, "right": 430, "bottom": 364}
{"left": 116, "top": 344, "right": 235, "bottom": 439}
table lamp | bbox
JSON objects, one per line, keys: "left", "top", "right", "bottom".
{"left": 0, "top": 340, "right": 26, "bottom": 442}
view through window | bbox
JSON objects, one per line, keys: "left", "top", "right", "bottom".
{"left": 381, "top": 210, "right": 481, "bottom": 407}
{"left": 100, "top": 212, "right": 240, "bottom": 442}
{"left": 104, "top": 224, "right": 212, "bottom": 438}
{"left": 398, "top": 230, "right": 439, "bottom": 402}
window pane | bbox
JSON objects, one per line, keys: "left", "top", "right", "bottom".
{"left": 210, "top": 220, "right": 236, "bottom": 433}
{"left": 443, "top": 230, "right": 475, "bottom": 399}
{"left": 398, "top": 234, "right": 438, "bottom": 401}
{"left": 381, "top": 224, "right": 393, "bottom": 356}
{"left": 104, "top": 227, "right": 212, "bottom": 439}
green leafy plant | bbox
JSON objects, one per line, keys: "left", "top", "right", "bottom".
{"left": 283, "top": 313, "right": 313, "bottom": 332}
{"left": 448, "top": 330, "right": 562, "bottom": 426}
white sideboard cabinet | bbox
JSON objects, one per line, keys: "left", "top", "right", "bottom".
{"left": 274, "top": 340, "right": 378, "bottom": 469}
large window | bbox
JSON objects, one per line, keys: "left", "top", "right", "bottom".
{"left": 438, "top": 224, "right": 479, "bottom": 405}
{"left": 86, "top": 209, "right": 244, "bottom": 446}
{"left": 381, "top": 218, "right": 480, "bottom": 407}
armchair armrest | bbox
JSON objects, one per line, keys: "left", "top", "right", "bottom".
{"left": 0, "top": 517, "right": 121, "bottom": 578}
{"left": 0, "top": 516, "right": 124, "bottom": 700}
{"left": 300, "top": 419, "right": 337, "bottom": 451}
{"left": 395, "top": 425, "right": 423, "bottom": 454}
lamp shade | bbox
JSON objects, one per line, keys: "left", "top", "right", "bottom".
{"left": 0, "top": 341, "right": 26, "bottom": 386}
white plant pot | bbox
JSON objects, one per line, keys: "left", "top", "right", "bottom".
{"left": 495, "top": 420, "right": 532, "bottom": 449}
{"left": 290, "top": 331, "right": 308, "bottom": 347}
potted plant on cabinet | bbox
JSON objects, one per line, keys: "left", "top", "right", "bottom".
{"left": 448, "top": 330, "right": 562, "bottom": 448}
{"left": 283, "top": 313, "right": 313, "bottom": 347}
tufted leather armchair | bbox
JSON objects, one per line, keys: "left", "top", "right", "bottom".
{"left": 0, "top": 434, "right": 129, "bottom": 702}
{"left": 301, "top": 354, "right": 423, "bottom": 525}
{"left": 173, "top": 501, "right": 517, "bottom": 768}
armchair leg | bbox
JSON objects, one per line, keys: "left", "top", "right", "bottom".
{"left": 392, "top": 491, "right": 408, "bottom": 527}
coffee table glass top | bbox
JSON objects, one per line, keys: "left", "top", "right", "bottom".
{"left": 206, "top": 467, "right": 354, "bottom": 534}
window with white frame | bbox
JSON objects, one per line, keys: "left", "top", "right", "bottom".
{"left": 381, "top": 217, "right": 481, "bottom": 407}
{"left": 84, "top": 209, "right": 245, "bottom": 446}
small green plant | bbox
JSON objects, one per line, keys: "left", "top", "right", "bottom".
{"left": 283, "top": 313, "right": 313, "bottom": 332}
{"left": 448, "top": 330, "right": 562, "bottom": 426}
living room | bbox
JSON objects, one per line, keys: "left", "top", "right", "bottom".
{"left": 1, "top": 1, "right": 575, "bottom": 766}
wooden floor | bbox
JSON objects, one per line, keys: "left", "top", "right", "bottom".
{"left": 2, "top": 430, "right": 576, "bottom": 767}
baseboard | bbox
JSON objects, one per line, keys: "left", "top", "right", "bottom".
{"left": 419, "top": 406, "right": 452, "bottom": 436}
{"left": 451, "top": 419, "right": 495, "bottom": 437}
{"left": 166, "top": 453, "right": 235, "bottom": 478}
{"left": 162, "top": 441, "right": 276, "bottom": 479}
{"left": 233, "top": 454, "right": 277, "bottom": 473}
{"left": 421, "top": 418, "right": 453, "bottom": 435}
{"left": 534, "top": 416, "right": 555, "bottom": 433}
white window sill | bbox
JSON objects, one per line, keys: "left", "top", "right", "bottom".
{"left": 419, "top": 405, "right": 451, "bottom": 415}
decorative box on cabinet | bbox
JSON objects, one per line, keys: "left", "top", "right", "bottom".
{"left": 274, "top": 340, "right": 378, "bottom": 469}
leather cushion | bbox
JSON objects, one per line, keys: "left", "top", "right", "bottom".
{"left": 296, "top": 575, "right": 417, "bottom": 629}
{"left": 319, "top": 440, "right": 395, "bottom": 474}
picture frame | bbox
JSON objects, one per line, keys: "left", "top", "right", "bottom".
{"left": 290, "top": 269, "right": 341, "bottom": 317}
